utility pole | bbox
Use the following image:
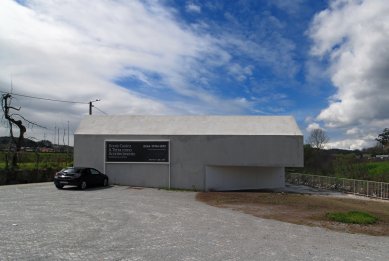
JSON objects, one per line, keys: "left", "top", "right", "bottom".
{"left": 67, "top": 121, "right": 70, "bottom": 165}
{"left": 67, "top": 121, "right": 69, "bottom": 147}
{"left": 89, "top": 99, "right": 100, "bottom": 115}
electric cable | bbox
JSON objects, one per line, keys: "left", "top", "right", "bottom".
{"left": 0, "top": 90, "right": 88, "bottom": 104}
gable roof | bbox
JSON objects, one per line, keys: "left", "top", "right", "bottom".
{"left": 75, "top": 115, "right": 303, "bottom": 136}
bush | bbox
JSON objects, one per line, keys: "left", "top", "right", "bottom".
{"left": 326, "top": 211, "right": 378, "bottom": 224}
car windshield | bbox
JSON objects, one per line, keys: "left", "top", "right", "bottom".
{"left": 62, "top": 168, "right": 83, "bottom": 174}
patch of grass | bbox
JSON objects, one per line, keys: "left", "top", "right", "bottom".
{"left": 0, "top": 162, "right": 69, "bottom": 170}
{"left": 326, "top": 211, "right": 378, "bottom": 224}
{"left": 365, "top": 161, "right": 389, "bottom": 175}
{"left": 0, "top": 151, "right": 72, "bottom": 170}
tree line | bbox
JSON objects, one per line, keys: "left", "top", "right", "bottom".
{"left": 294, "top": 128, "right": 389, "bottom": 182}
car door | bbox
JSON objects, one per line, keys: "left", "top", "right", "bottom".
{"left": 90, "top": 168, "right": 103, "bottom": 186}
{"left": 83, "top": 168, "right": 94, "bottom": 186}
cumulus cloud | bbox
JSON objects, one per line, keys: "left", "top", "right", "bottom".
{"left": 327, "top": 127, "right": 377, "bottom": 150}
{"left": 345, "top": 127, "right": 359, "bottom": 135}
{"left": 325, "top": 137, "right": 376, "bottom": 150}
{"left": 309, "top": 0, "right": 389, "bottom": 130}
{"left": 306, "top": 122, "right": 321, "bottom": 132}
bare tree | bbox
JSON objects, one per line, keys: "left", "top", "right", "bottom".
{"left": 308, "top": 128, "right": 329, "bottom": 149}
{"left": 1, "top": 93, "right": 44, "bottom": 169}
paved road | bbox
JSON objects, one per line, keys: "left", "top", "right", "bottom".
{"left": 0, "top": 183, "right": 388, "bottom": 261}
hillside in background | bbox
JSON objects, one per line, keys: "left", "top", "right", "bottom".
{"left": 289, "top": 145, "right": 389, "bottom": 182}
{"left": 0, "top": 136, "right": 72, "bottom": 152}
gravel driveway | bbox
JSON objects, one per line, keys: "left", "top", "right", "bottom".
{"left": 0, "top": 183, "right": 388, "bottom": 260}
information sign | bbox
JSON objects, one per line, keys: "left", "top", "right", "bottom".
{"left": 105, "top": 141, "right": 169, "bottom": 163}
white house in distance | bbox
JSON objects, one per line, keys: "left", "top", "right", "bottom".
{"left": 74, "top": 115, "right": 303, "bottom": 191}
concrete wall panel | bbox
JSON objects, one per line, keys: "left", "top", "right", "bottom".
{"left": 74, "top": 135, "right": 105, "bottom": 173}
{"left": 205, "top": 166, "right": 284, "bottom": 191}
{"left": 74, "top": 134, "right": 303, "bottom": 190}
{"left": 106, "top": 163, "right": 169, "bottom": 188}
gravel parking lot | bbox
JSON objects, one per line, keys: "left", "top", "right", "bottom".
{"left": 0, "top": 183, "right": 388, "bottom": 261}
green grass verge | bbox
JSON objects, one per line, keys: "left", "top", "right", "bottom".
{"left": 0, "top": 152, "right": 72, "bottom": 170}
{"left": 365, "top": 161, "right": 389, "bottom": 175}
{"left": 326, "top": 211, "right": 378, "bottom": 224}
{"left": 0, "top": 162, "right": 70, "bottom": 170}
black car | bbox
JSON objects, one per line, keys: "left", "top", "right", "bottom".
{"left": 54, "top": 167, "right": 108, "bottom": 190}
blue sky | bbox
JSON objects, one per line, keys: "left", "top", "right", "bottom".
{"left": 147, "top": 0, "right": 331, "bottom": 114}
{"left": 113, "top": 0, "right": 333, "bottom": 120}
{"left": 1, "top": 0, "right": 389, "bottom": 149}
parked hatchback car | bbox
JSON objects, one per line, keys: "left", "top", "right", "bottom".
{"left": 54, "top": 167, "right": 108, "bottom": 190}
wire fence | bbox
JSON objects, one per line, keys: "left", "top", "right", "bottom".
{"left": 286, "top": 172, "right": 389, "bottom": 200}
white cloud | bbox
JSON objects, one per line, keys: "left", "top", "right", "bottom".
{"left": 330, "top": 127, "right": 378, "bottom": 150}
{"left": 308, "top": 0, "right": 389, "bottom": 149}
{"left": 345, "top": 127, "right": 359, "bottom": 135}
{"left": 306, "top": 122, "right": 321, "bottom": 132}
{"left": 221, "top": 23, "right": 298, "bottom": 79}
{"left": 186, "top": 3, "right": 201, "bottom": 13}
{"left": 0, "top": 0, "right": 257, "bottom": 143}
{"left": 227, "top": 64, "right": 253, "bottom": 82}
{"left": 325, "top": 138, "right": 376, "bottom": 151}
{"left": 309, "top": 0, "right": 389, "bottom": 129}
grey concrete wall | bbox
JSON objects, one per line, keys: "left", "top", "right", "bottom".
{"left": 205, "top": 166, "right": 284, "bottom": 191}
{"left": 106, "top": 163, "right": 169, "bottom": 188}
{"left": 74, "top": 134, "right": 303, "bottom": 190}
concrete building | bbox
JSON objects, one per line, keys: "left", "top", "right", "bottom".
{"left": 74, "top": 115, "right": 303, "bottom": 191}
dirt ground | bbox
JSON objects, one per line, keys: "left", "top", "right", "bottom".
{"left": 196, "top": 190, "right": 389, "bottom": 236}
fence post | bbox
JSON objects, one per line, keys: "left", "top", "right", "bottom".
{"left": 380, "top": 182, "right": 384, "bottom": 199}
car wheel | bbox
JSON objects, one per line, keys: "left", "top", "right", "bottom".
{"left": 80, "top": 181, "right": 87, "bottom": 190}
{"left": 103, "top": 178, "right": 108, "bottom": 187}
{"left": 55, "top": 184, "right": 64, "bottom": 189}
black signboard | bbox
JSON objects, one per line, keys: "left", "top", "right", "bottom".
{"left": 105, "top": 141, "right": 169, "bottom": 163}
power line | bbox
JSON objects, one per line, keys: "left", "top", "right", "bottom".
{"left": 0, "top": 89, "right": 107, "bottom": 115}
{"left": 0, "top": 90, "right": 88, "bottom": 104}
{"left": 94, "top": 105, "right": 108, "bottom": 115}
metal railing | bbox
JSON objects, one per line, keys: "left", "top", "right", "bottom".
{"left": 286, "top": 173, "right": 389, "bottom": 200}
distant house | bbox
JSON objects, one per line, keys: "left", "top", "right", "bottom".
{"left": 376, "top": 155, "right": 389, "bottom": 160}
{"left": 39, "top": 147, "right": 54, "bottom": 153}
{"left": 21, "top": 147, "right": 34, "bottom": 152}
